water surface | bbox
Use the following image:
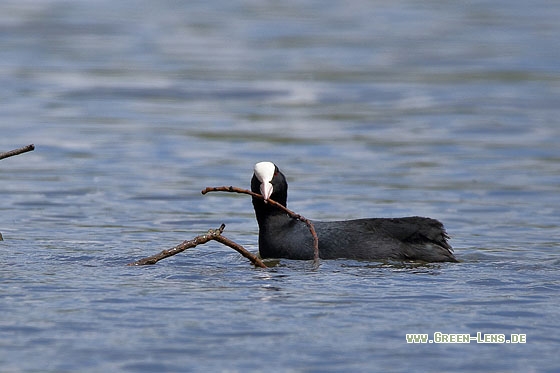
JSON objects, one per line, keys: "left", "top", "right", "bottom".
{"left": 1, "top": 0, "right": 559, "bottom": 372}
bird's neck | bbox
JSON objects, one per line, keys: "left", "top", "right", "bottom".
{"left": 252, "top": 197, "right": 288, "bottom": 226}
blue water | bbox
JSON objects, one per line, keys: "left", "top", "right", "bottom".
{"left": 1, "top": 0, "right": 559, "bottom": 372}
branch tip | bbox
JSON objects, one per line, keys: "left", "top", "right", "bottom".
{"left": 0, "top": 144, "right": 35, "bottom": 160}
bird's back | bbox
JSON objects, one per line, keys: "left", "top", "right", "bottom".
{"left": 313, "top": 217, "right": 457, "bottom": 262}
{"left": 258, "top": 215, "right": 457, "bottom": 262}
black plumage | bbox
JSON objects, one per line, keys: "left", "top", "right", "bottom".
{"left": 251, "top": 162, "right": 457, "bottom": 262}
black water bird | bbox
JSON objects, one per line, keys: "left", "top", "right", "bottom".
{"left": 251, "top": 161, "right": 457, "bottom": 262}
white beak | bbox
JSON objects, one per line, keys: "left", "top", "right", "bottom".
{"left": 254, "top": 161, "right": 276, "bottom": 202}
{"left": 260, "top": 181, "right": 273, "bottom": 201}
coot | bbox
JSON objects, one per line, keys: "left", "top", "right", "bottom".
{"left": 251, "top": 161, "right": 457, "bottom": 262}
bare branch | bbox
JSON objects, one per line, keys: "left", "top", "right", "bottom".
{"left": 0, "top": 144, "right": 35, "bottom": 160}
{"left": 127, "top": 224, "right": 267, "bottom": 268}
{"left": 201, "top": 186, "right": 320, "bottom": 264}
{"left": 129, "top": 186, "right": 320, "bottom": 269}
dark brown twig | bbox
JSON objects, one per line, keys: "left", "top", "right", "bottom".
{"left": 213, "top": 234, "right": 267, "bottom": 268}
{"left": 201, "top": 186, "right": 320, "bottom": 264}
{"left": 0, "top": 144, "right": 35, "bottom": 160}
{"left": 128, "top": 224, "right": 267, "bottom": 268}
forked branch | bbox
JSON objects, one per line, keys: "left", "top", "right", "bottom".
{"left": 128, "top": 224, "right": 267, "bottom": 268}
